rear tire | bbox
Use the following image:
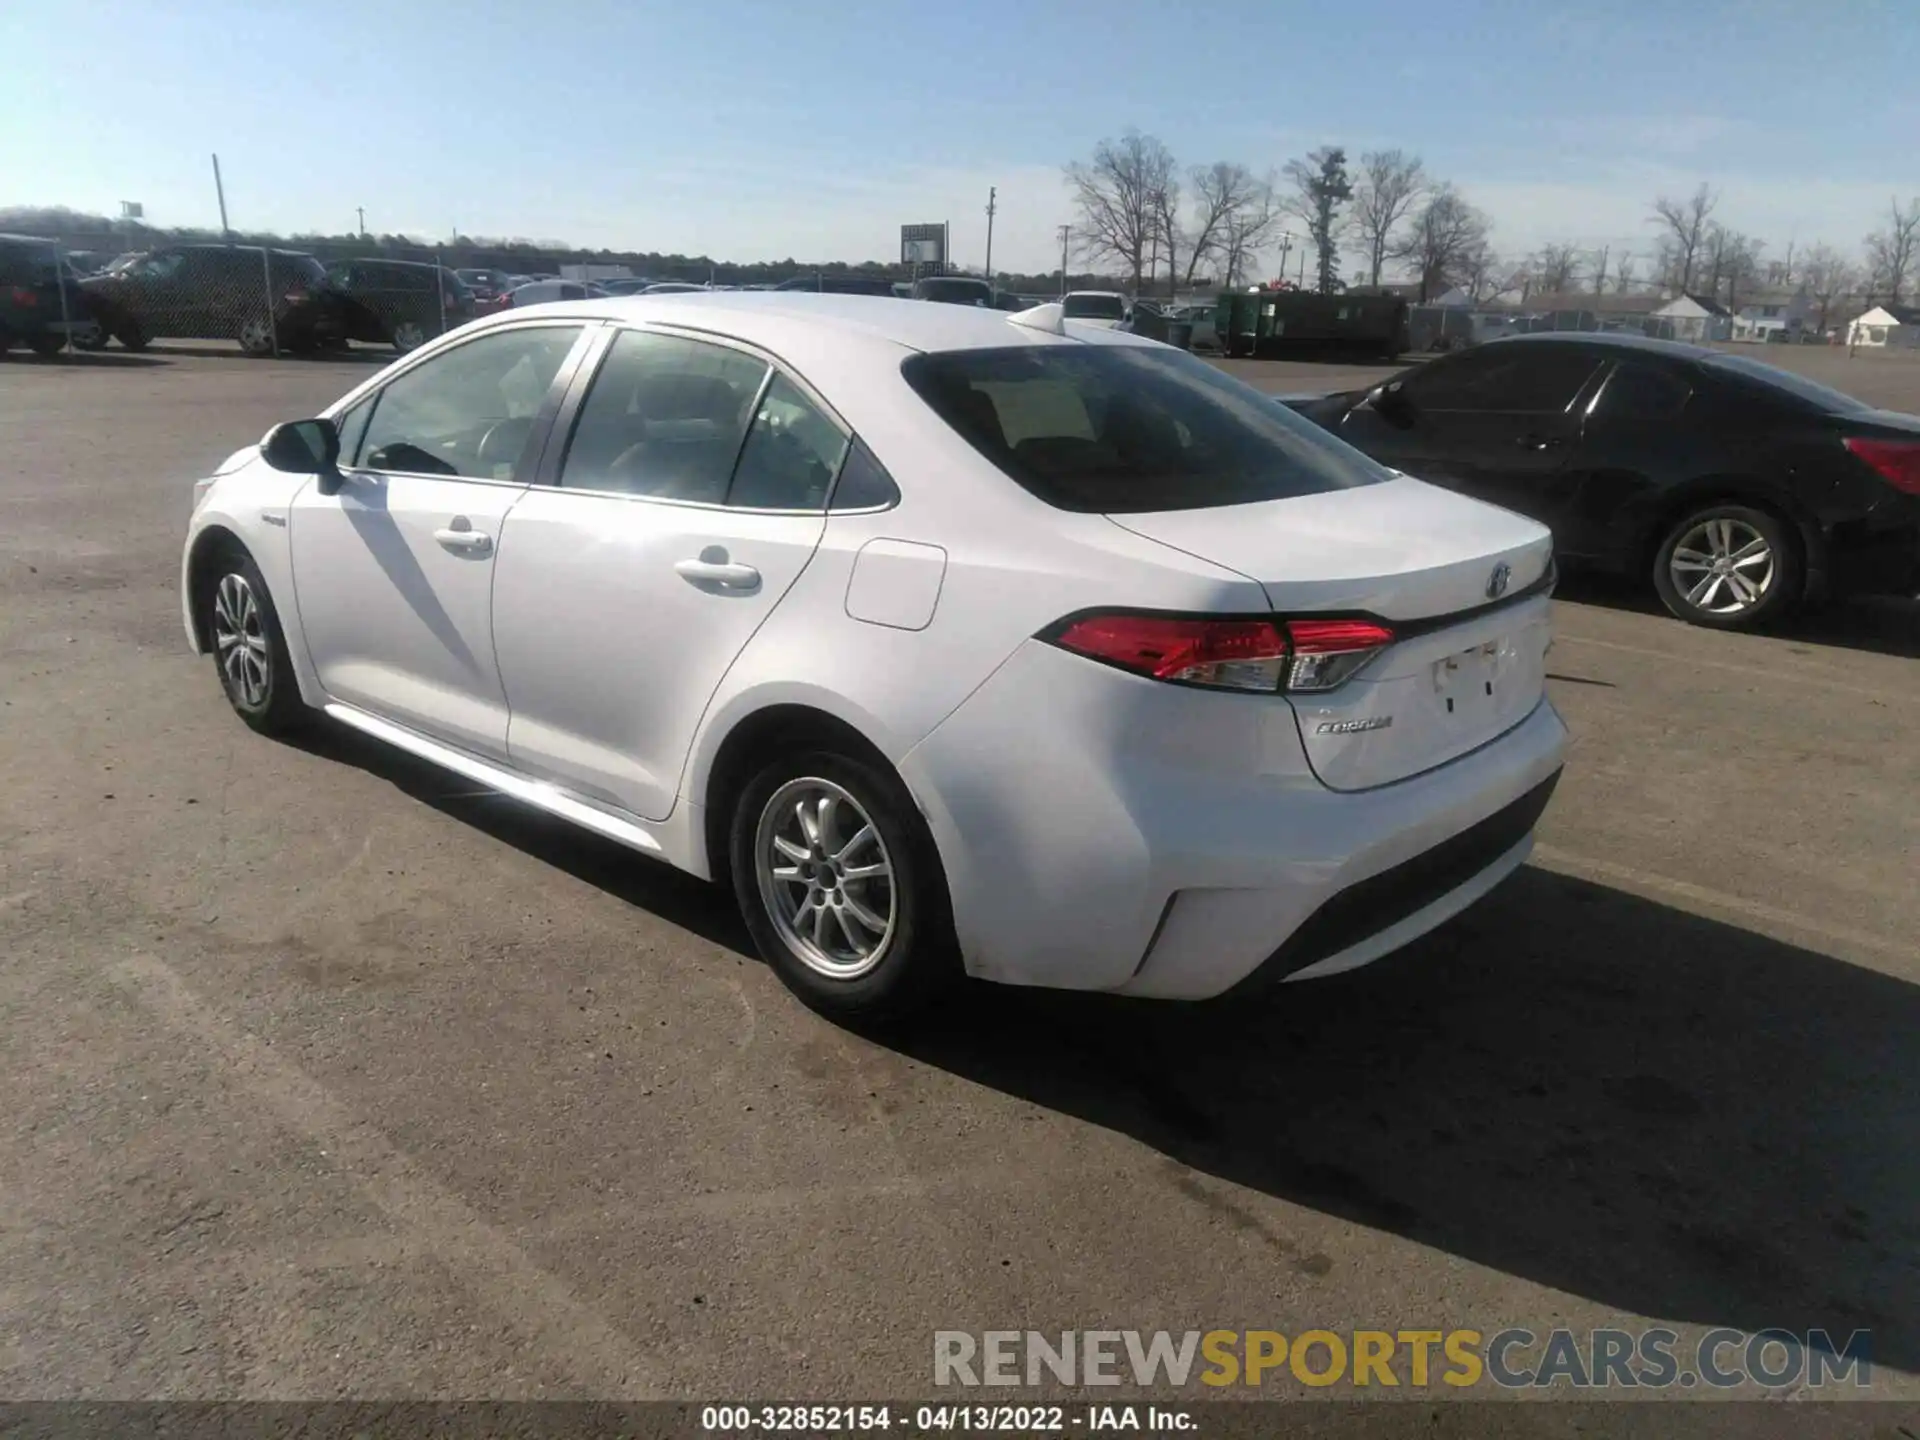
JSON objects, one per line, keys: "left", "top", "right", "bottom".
{"left": 729, "top": 749, "right": 958, "bottom": 1027}
{"left": 116, "top": 321, "right": 149, "bottom": 351}
{"left": 391, "top": 319, "right": 429, "bottom": 353}
{"left": 26, "top": 332, "right": 64, "bottom": 356}
{"left": 201, "top": 546, "right": 308, "bottom": 736}
{"left": 237, "top": 315, "right": 277, "bottom": 356}
{"left": 1651, "top": 503, "right": 1802, "bottom": 630}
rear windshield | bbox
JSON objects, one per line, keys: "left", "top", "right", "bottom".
{"left": 0, "top": 240, "right": 61, "bottom": 285}
{"left": 1703, "top": 354, "right": 1867, "bottom": 413}
{"left": 901, "top": 345, "right": 1392, "bottom": 513}
{"left": 1063, "top": 293, "right": 1126, "bottom": 320}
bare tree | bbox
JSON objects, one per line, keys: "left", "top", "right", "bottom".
{"left": 1532, "top": 242, "right": 1583, "bottom": 294}
{"left": 1217, "top": 183, "right": 1281, "bottom": 290}
{"left": 1349, "top": 149, "right": 1426, "bottom": 289}
{"left": 1462, "top": 244, "right": 1504, "bottom": 303}
{"left": 1282, "top": 146, "right": 1354, "bottom": 293}
{"left": 1391, "top": 184, "right": 1489, "bottom": 302}
{"left": 1864, "top": 196, "right": 1920, "bottom": 304}
{"left": 1182, "top": 163, "right": 1268, "bottom": 288}
{"left": 1153, "top": 170, "right": 1183, "bottom": 298}
{"left": 1650, "top": 182, "right": 1718, "bottom": 293}
{"left": 1701, "top": 225, "right": 1766, "bottom": 310}
{"left": 1614, "top": 252, "right": 1638, "bottom": 293}
{"left": 1065, "top": 131, "right": 1178, "bottom": 295}
{"left": 1799, "top": 243, "right": 1859, "bottom": 332}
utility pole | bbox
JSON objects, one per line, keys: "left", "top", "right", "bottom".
{"left": 1275, "top": 231, "right": 1296, "bottom": 288}
{"left": 983, "top": 187, "right": 997, "bottom": 289}
{"left": 1057, "top": 224, "right": 1071, "bottom": 297}
{"left": 211, "top": 154, "right": 231, "bottom": 241}
{"left": 1592, "top": 244, "right": 1610, "bottom": 295}
{"left": 356, "top": 206, "right": 367, "bottom": 238}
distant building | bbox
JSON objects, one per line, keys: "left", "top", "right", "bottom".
{"left": 1847, "top": 303, "right": 1920, "bottom": 349}
{"left": 1730, "top": 289, "right": 1811, "bottom": 342}
{"left": 1649, "top": 293, "right": 1733, "bottom": 343}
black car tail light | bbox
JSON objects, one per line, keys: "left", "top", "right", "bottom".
{"left": 1845, "top": 437, "right": 1920, "bottom": 497}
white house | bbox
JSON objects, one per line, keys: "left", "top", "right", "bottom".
{"left": 1650, "top": 293, "right": 1733, "bottom": 343}
{"left": 1730, "top": 289, "right": 1811, "bottom": 342}
{"left": 1847, "top": 304, "right": 1920, "bottom": 349}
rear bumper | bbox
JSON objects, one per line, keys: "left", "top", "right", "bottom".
{"left": 901, "top": 640, "right": 1569, "bottom": 999}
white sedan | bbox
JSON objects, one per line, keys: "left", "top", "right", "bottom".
{"left": 182, "top": 294, "right": 1567, "bottom": 1023}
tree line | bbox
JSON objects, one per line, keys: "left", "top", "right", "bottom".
{"left": 1066, "top": 131, "right": 1920, "bottom": 325}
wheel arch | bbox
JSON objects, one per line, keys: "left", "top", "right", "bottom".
{"left": 695, "top": 700, "right": 903, "bottom": 887}
{"left": 183, "top": 523, "right": 250, "bottom": 652}
{"left": 1636, "top": 474, "right": 1824, "bottom": 579}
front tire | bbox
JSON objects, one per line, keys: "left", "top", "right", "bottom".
{"left": 729, "top": 750, "right": 957, "bottom": 1026}
{"left": 1652, "top": 503, "right": 1802, "bottom": 630}
{"left": 391, "top": 319, "right": 429, "bottom": 353}
{"left": 116, "top": 321, "right": 149, "bottom": 351}
{"left": 26, "top": 332, "right": 64, "bottom": 356}
{"left": 203, "top": 547, "right": 307, "bottom": 735}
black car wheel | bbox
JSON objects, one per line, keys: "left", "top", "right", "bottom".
{"left": 201, "top": 545, "right": 307, "bottom": 735}
{"left": 116, "top": 321, "right": 149, "bottom": 351}
{"left": 1652, "top": 503, "right": 1803, "bottom": 630}
{"left": 391, "top": 319, "right": 429, "bottom": 353}
{"left": 729, "top": 749, "right": 959, "bottom": 1028}
{"left": 26, "top": 332, "right": 64, "bottom": 357}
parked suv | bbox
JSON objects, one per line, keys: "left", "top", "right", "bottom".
{"left": 0, "top": 234, "right": 104, "bottom": 355}
{"left": 81, "top": 244, "right": 336, "bottom": 355}
{"left": 324, "top": 259, "right": 474, "bottom": 352}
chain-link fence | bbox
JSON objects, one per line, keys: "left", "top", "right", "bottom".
{"left": 3, "top": 235, "right": 476, "bottom": 361}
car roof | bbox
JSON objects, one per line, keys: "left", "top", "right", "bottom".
{"left": 1482, "top": 330, "right": 1714, "bottom": 361}
{"left": 0, "top": 233, "right": 60, "bottom": 247}
{"left": 479, "top": 291, "right": 1158, "bottom": 356}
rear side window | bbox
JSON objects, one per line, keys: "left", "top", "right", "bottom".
{"left": 560, "top": 329, "right": 769, "bottom": 502}
{"left": 902, "top": 345, "right": 1391, "bottom": 513}
{"left": 1403, "top": 346, "right": 1600, "bottom": 413}
{"left": 1593, "top": 362, "right": 1691, "bottom": 420}
{"left": 728, "top": 374, "right": 849, "bottom": 510}
{"left": 830, "top": 439, "right": 900, "bottom": 510}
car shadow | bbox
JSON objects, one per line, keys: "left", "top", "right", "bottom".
{"left": 286, "top": 719, "right": 753, "bottom": 956}
{"left": 284, "top": 715, "right": 1917, "bottom": 1367}
{"left": 1555, "top": 568, "right": 1920, "bottom": 661}
{"left": 897, "top": 868, "right": 1919, "bottom": 1370}
{"left": 141, "top": 341, "right": 387, "bottom": 364}
{"left": 4, "top": 350, "right": 171, "bottom": 369}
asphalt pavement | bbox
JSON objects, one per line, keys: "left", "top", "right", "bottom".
{"left": 1, "top": 340, "right": 1915, "bottom": 1406}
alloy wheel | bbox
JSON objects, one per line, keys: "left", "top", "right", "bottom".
{"left": 754, "top": 777, "right": 897, "bottom": 980}
{"left": 1667, "top": 517, "right": 1775, "bottom": 616}
{"left": 238, "top": 317, "right": 275, "bottom": 354}
{"left": 212, "top": 572, "right": 271, "bottom": 709}
{"left": 393, "top": 320, "right": 427, "bottom": 352}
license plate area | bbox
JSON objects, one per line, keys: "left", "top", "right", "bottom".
{"left": 1432, "top": 640, "right": 1502, "bottom": 724}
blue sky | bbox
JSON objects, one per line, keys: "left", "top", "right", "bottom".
{"left": 5, "top": 0, "right": 1916, "bottom": 277}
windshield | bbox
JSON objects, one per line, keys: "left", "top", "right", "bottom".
{"left": 1064, "top": 294, "right": 1127, "bottom": 320}
{"left": 902, "top": 345, "right": 1392, "bottom": 513}
{"left": 1704, "top": 354, "right": 1868, "bottom": 413}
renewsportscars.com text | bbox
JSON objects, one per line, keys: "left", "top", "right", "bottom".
{"left": 933, "top": 1327, "right": 1871, "bottom": 1390}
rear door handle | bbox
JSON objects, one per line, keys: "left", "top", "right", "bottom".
{"left": 674, "top": 557, "right": 761, "bottom": 589}
{"left": 433, "top": 523, "right": 493, "bottom": 556}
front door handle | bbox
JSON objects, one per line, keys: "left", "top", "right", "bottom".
{"left": 1515, "top": 433, "right": 1564, "bottom": 451}
{"left": 433, "top": 521, "right": 493, "bottom": 556}
{"left": 674, "top": 556, "right": 761, "bottom": 589}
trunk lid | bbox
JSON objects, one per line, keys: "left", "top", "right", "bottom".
{"left": 1108, "top": 475, "right": 1556, "bottom": 791}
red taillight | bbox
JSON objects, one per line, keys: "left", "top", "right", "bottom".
{"left": 10, "top": 286, "right": 37, "bottom": 307}
{"left": 1283, "top": 617, "right": 1397, "bottom": 692}
{"left": 1845, "top": 436, "right": 1920, "bottom": 496}
{"left": 1044, "top": 612, "right": 1392, "bottom": 693}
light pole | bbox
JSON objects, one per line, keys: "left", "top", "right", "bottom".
{"left": 984, "top": 187, "right": 997, "bottom": 289}
{"left": 1275, "top": 231, "right": 1294, "bottom": 288}
{"left": 1057, "top": 224, "right": 1071, "bottom": 297}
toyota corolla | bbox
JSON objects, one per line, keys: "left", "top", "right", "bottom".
{"left": 182, "top": 293, "right": 1568, "bottom": 1023}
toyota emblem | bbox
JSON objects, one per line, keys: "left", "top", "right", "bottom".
{"left": 1486, "top": 562, "right": 1512, "bottom": 599}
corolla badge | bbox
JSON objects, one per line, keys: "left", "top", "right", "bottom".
{"left": 1316, "top": 716, "right": 1393, "bottom": 735}
{"left": 1486, "top": 562, "right": 1512, "bottom": 599}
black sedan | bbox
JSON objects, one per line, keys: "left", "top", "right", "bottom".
{"left": 1283, "top": 333, "right": 1920, "bottom": 629}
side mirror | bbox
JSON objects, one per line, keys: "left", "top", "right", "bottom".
{"left": 261, "top": 418, "right": 343, "bottom": 492}
{"left": 1369, "top": 381, "right": 1415, "bottom": 424}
